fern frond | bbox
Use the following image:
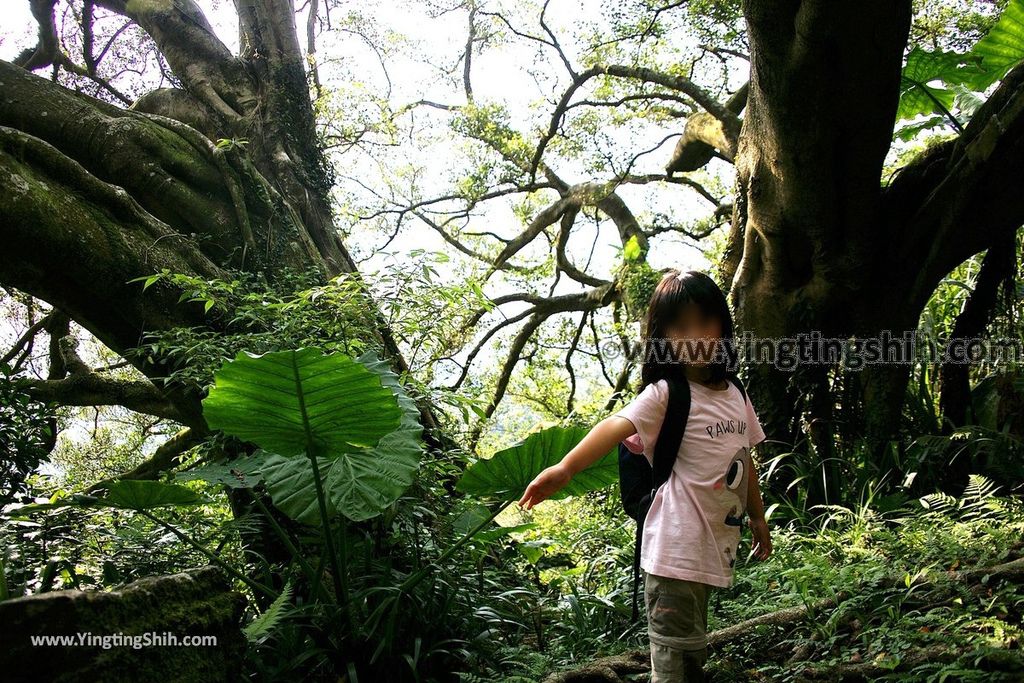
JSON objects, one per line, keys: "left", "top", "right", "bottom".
{"left": 919, "top": 492, "right": 957, "bottom": 514}
{"left": 961, "top": 473, "right": 1007, "bottom": 521}
{"left": 964, "top": 473, "right": 1000, "bottom": 501}
{"left": 243, "top": 579, "right": 294, "bottom": 642}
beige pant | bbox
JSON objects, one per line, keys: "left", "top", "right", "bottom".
{"left": 644, "top": 572, "right": 711, "bottom": 682}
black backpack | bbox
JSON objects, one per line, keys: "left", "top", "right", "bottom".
{"left": 617, "top": 373, "right": 748, "bottom": 622}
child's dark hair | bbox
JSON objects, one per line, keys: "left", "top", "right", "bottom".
{"left": 640, "top": 269, "right": 735, "bottom": 389}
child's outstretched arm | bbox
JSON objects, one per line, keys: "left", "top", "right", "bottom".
{"left": 517, "top": 416, "right": 637, "bottom": 510}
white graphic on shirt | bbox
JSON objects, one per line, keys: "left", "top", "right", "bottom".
{"left": 715, "top": 445, "right": 752, "bottom": 567}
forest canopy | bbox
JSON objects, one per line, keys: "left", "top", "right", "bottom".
{"left": 1, "top": 0, "right": 1023, "bottom": 681}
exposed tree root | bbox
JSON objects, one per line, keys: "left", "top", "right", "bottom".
{"left": 540, "top": 650, "right": 649, "bottom": 683}
{"left": 541, "top": 556, "right": 1024, "bottom": 683}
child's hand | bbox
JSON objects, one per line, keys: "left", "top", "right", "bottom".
{"left": 748, "top": 517, "right": 772, "bottom": 561}
{"left": 517, "top": 463, "right": 573, "bottom": 510}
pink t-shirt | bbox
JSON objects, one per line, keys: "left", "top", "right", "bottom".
{"left": 613, "top": 378, "right": 766, "bottom": 588}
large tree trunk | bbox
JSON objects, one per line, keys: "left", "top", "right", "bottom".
{"left": 0, "top": 0, "right": 448, "bottom": 442}
{"left": 729, "top": 0, "right": 1024, "bottom": 485}
{"left": 0, "top": 0, "right": 458, "bottom": 624}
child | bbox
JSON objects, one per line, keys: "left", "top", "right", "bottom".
{"left": 517, "top": 269, "right": 772, "bottom": 683}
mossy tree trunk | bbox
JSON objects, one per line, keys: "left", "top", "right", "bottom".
{"left": 1, "top": 0, "right": 445, "bottom": 439}
{"left": 0, "top": 0, "right": 454, "bottom": 605}
{"left": 720, "top": 1, "right": 1024, "bottom": 495}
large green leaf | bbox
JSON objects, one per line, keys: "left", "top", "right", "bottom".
{"left": 894, "top": 114, "right": 948, "bottom": 141}
{"left": 897, "top": 1, "right": 1024, "bottom": 126}
{"left": 202, "top": 346, "right": 402, "bottom": 458}
{"left": 971, "top": 0, "right": 1024, "bottom": 90}
{"left": 174, "top": 463, "right": 260, "bottom": 489}
{"left": 322, "top": 350, "right": 424, "bottom": 520}
{"left": 218, "top": 351, "right": 424, "bottom": 524}
{"left": 455, "top": 426, "right": 618, "bottom": 502}
{"left": 7, "top": 480, "right": 206, "bottom": 516}
{"left": 101, "top": 480, "right": 208, "bottom": 510}
{"left": 255, "top": 454, "right": 329, "bottom": 523}
{"left": 897, "top": 48, "right": 985, "bottom": 121}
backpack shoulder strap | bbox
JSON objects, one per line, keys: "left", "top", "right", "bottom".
{"left": 651, "top": 377, "right": 689, "bottom": 490}
{"left": 726, "top": 372, "right": 748, "bottom": 404}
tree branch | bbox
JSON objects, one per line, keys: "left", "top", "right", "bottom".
{"left": 884, "top": 61, "right": 1024, "bottom": 319}
{"left": 530, "top": 64, "right": 742, "bottom": 184}
{"left": 0, "top": 310, "right": 53, "bottom": 367}
{"left": 16, "top": 336, "right": 192, "bottom": 425}
{"left": 665, "top": 82, "right": 749, "bottom": 173}
{"left": 466, "top": 282, "right": 619, "bottom": 450}
{"left": 93, "top": 0, "right": 255, "bottom": 126}
{"left": 0, "top": 59, "right": 271, "bottom": 268}
{"left": 86, "top": 427, "right": 203, "bottom": 493}
{"left": 556, "top": 205, "right": 612, "bottom": 287}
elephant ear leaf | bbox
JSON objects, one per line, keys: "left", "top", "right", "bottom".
{"left": 201, "top": 348, "right": 422, "bottom": 525}
{"left": 201, "top": 346, "right": 402, "bottom": 458}
{"left": 455, "top": 426, "right": 617, "bottom": 502}
{"left": 321, "top": 350, "right": 424, "bottom": 522}
{"left": 6, "top": 481, "right": 206, "bottom": 516}
{"left": 100, "top": 480, "right": 207, "bottom": 510}
{"left": 897, "top": 48, "right": 984, "bottom": 121}
{"left": 970, "top": 0, "right": 1024, "bottom": 91}
{"left": 897, "top": 1, "right": 1024, "bottom": 125}
{"left": 174, "top": 463, "right": 261, "bottom": 489}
